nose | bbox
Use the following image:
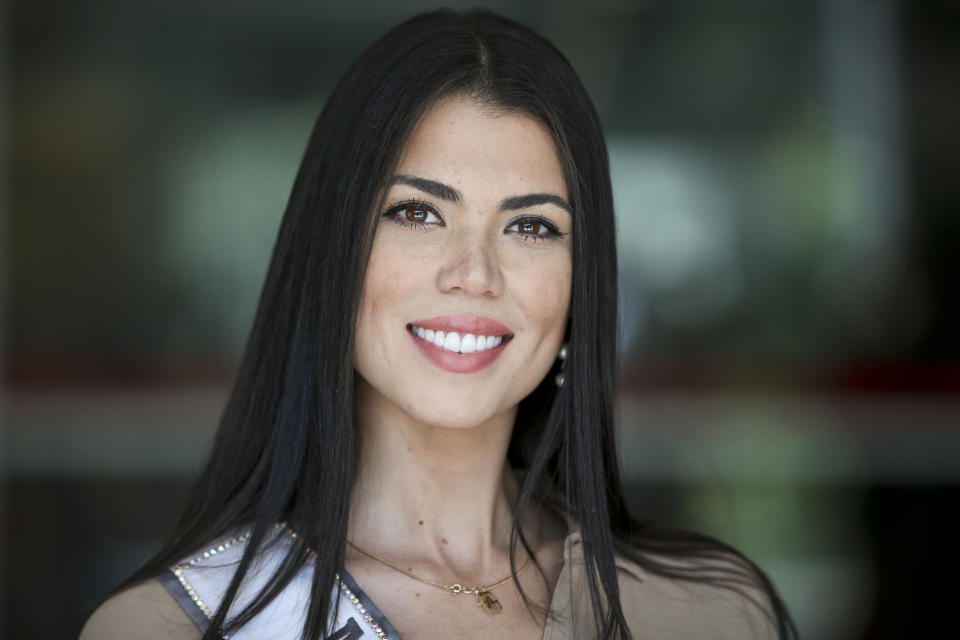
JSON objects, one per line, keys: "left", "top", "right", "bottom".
{"left": 435, "top": 232, "right": 505, "bottom": 298}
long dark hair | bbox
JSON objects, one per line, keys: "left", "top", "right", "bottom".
{"left": 122, "top": 8, "right": 796, "bottom": 639}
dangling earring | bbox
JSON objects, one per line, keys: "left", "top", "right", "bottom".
{"left": 554, "top": 343, "right": 568, "bottom": 387}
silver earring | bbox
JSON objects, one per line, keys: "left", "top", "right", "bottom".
{"left": 554, "top": 343, "right": 568, "bottom": 387}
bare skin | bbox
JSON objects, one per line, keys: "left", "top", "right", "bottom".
{"left": 79, "top": 579, "right": 200, "bottom": 640}
{"left": 347, "top": 386, "right": 568, "bottom": 638}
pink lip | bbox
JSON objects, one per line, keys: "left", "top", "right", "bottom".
{"left": 407, "top": 315, "right": 513, "bottom": 374}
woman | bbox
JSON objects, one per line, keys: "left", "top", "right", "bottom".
{"left": 82, "top": 8, "right": 795, "bottom": 640}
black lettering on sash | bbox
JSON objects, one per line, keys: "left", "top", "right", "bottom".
{"left": 329, "top": 617, "right": 364, "bottom": 640}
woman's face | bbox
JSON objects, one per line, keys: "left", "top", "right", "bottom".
{"left": 354, "top": 96, "right": 572, "bottom": 430}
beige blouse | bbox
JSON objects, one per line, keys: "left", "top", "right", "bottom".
{"left": 546, "top": 531, "right": 777, "bottom": 639}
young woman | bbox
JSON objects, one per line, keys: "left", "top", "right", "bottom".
{"left": 81, "top": 8, "right": 796, "bottom": 640}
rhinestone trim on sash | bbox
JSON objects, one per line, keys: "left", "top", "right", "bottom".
{"left": 171, "top": 524, "right": 390, "bottom": 639}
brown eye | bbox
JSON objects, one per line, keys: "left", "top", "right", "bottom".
{"left": 405, "top": 205, "right": 429, "bottom": 223}
{"left": 505, "top": 216, "right": 561, "bottom": 241}
{"left": 519, "top": 220, "right": 541, "bottom": 235}
{"left": 382, "top": 201, "right": 443, "bottom": 228}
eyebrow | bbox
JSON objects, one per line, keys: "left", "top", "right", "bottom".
{"left": 498, "top": 193, "right": 572, "bottom": 214}
{"left": 390, "top": 174, "right": 571, "bottom": 214}
{"left": 391, "top": 175, "right": 461, "bottom": 205}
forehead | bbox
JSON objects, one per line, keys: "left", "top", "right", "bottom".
{"left": 395, "top": 96, "right": 568, "bottom": 199}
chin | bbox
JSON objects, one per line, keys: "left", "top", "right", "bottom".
{"left": 410, "top": 403, "right": 505, "bottom": 431}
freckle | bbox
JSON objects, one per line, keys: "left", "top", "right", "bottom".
{"left": 416, "top": 593, "right": 420, "bottom": 597}
{"left": 419, "top": 520, "right": 424, "bottom": 525}
{"left": 407, "top": 567, "right": 412, "bottom": 571}
{"left": 441, "top": 537, "right": 448, "bottom": 544}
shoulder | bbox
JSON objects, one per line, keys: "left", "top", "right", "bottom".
{"left": 79, "top": 579, "right": 202, "bottom": 640}
{"left": 614, "top": 548, "right": 779, "bottom": 640}
{"left": 79, "top": 527, "right": 268, "bottom": 640}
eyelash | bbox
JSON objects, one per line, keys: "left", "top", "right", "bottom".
{"left": 381, "top": 200, "right": 442, "bottom": 230}
{"left": 505, "top": 216, "right": 565, "bottom": 242}
{"left": 381, "top": 200, "right": 566, "bottom": 242}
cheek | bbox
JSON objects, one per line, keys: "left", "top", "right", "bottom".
{"left": 355, "top": 243, "right": 396, "bottom": 361}
{"left": 509, "top": 251, "right": 572, "bottom": 337}
{"left": 355, "top": 237, "right": 429, "bottom": 351}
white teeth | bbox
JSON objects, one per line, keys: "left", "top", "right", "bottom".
{"left": 411, "top": 325, "right": 505, "bottom": 353}
{"left": 443, "top": 332, "right": 461, "bottom": 352}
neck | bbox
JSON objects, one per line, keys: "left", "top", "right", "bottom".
{"left": 348, "top": 380, "right": 530, "bottom": 574}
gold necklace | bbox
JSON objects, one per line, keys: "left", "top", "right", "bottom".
{"left": 346, "top": 540, "right": 534, "bottom": 614}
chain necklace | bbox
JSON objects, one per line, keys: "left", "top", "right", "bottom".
{"left": 347, "top": 540, "right": 534, "bottom": 614}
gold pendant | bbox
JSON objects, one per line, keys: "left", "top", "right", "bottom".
{"left": 476, "top": 590, "right": 503, "bottom": 614}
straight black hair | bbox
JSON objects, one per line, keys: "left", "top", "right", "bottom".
{"left": 121, "top": 8, "right": 797, "bottom": 640}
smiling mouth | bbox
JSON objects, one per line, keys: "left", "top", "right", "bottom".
{"left": 407, "top": 324, "right": 512, "bottom": 354}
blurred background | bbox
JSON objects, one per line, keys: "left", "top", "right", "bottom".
{"left": 2, "top": 0, "right": 958, "bottom": 637}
